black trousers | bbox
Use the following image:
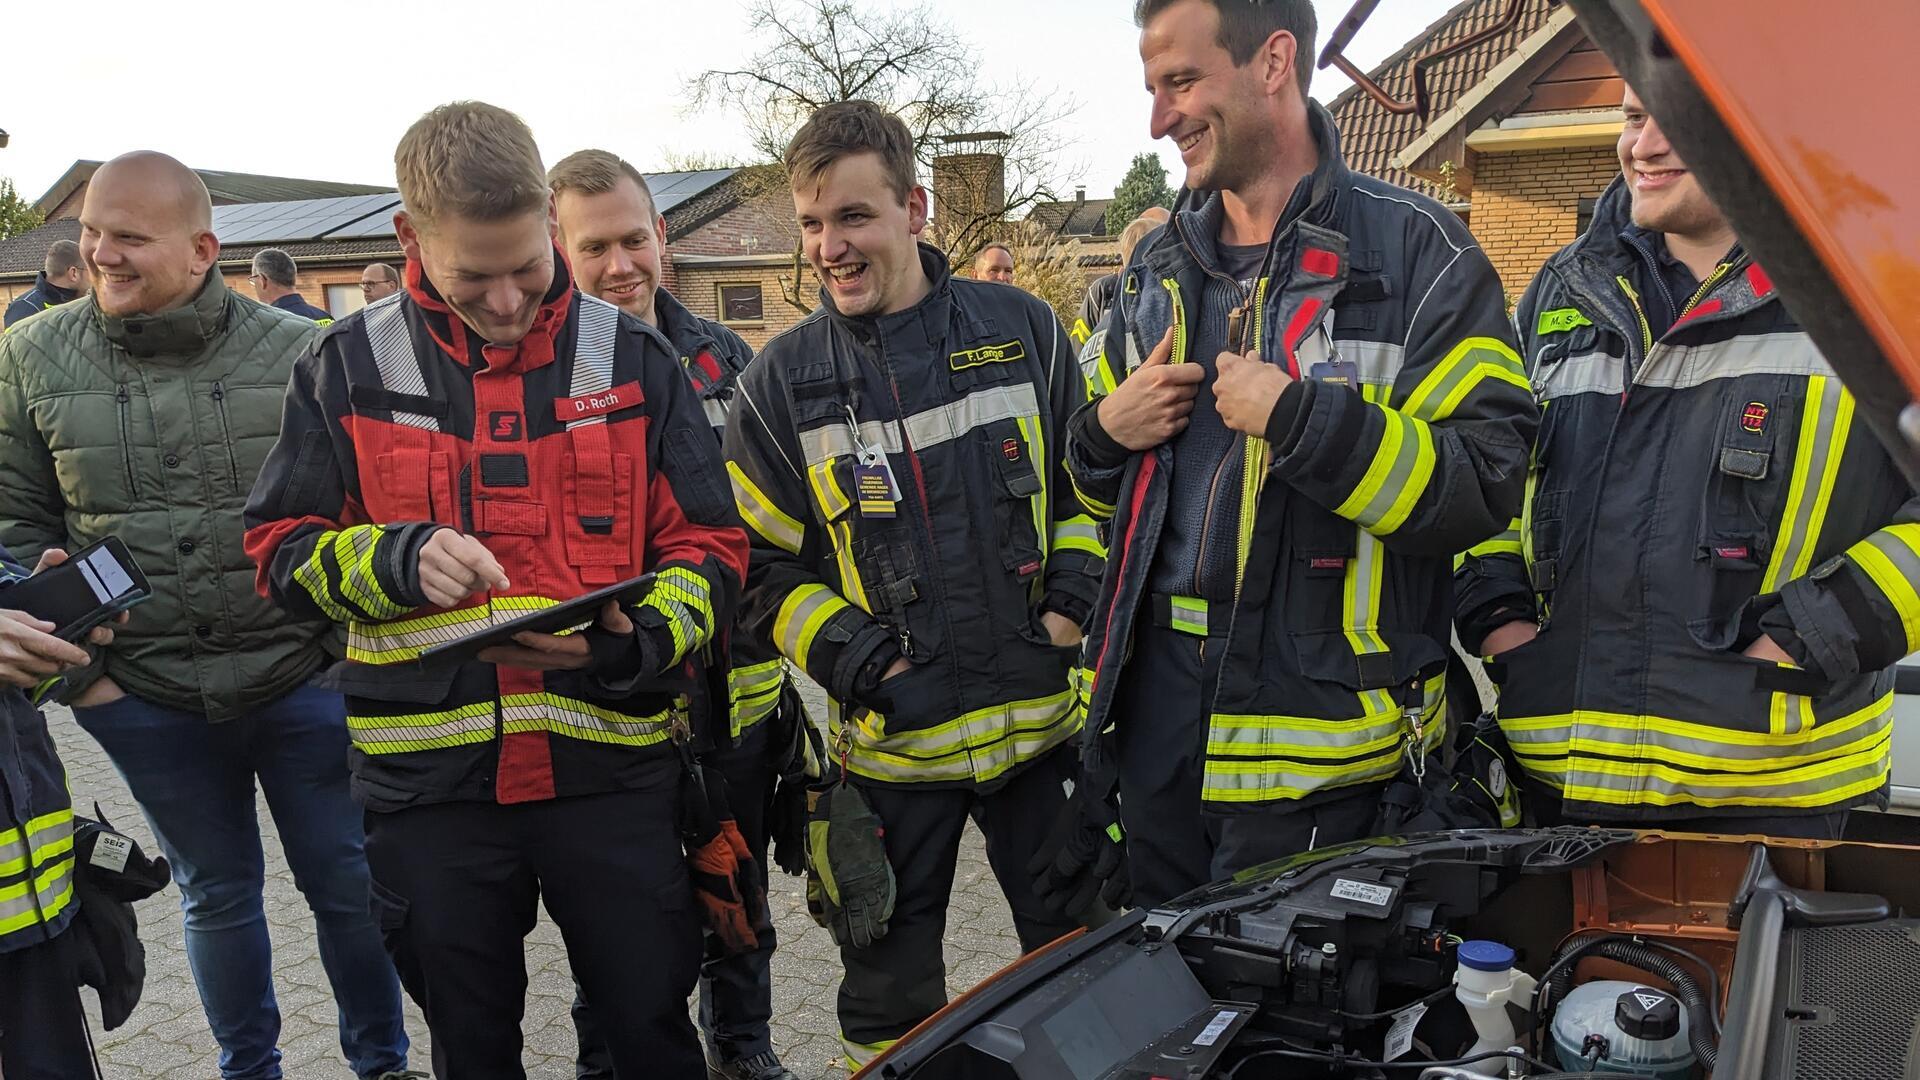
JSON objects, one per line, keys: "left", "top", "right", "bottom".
{"left": 364, "top": 787, "right": 703, "bottom": 1079}
{"left": 1114, "top": 624, "right": 1383, "bottom": 908}
{"left": 574, "top": 721, "right": 780, "bottom": 1077}
{"left": 838, "top": 744, "right": 1082, "bottom": 1059}
{"left": 0, "top": 929, "right": 94, "bottom": 1080}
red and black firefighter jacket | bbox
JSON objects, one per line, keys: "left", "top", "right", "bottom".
{"left": 243, "top": 258, "right": 749, "bottom": 810}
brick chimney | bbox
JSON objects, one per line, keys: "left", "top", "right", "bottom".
{"left": 931, "top": 131, "right": 1010, "bottom": 241}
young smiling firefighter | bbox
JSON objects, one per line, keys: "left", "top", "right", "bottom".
{"left": 722, "top": 101, "right": 1105, "bottom": 1069}
{"left": 550, "top": 149, "right": 803, "bottom": 1080}
{"left": 243, "top": 102, "right": 753, "bottom": 1077}
{"left": 1063, "top": 0, "right": 1537, "bottom": 908}
{"left": 1455, "top": 86, "right": 1920, "bottom": 834}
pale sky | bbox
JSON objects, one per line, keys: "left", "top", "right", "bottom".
{"left": 0, "top": 0, "right": 1458, "bottom": 207}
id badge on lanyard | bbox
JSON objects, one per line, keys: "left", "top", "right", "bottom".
{"left": 846, "top": 405, "right": 902, "bottom": 519}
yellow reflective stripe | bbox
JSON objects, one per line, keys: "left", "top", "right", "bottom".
{"left": 1341, "top": 530, "right": 1395, "bottom": 718}
{"left": 346, "top": 597, "right": 564, "bottom": 664}
{"left": 1848, "top": 525, "right": 1920, "bottom": 650}
{"left": 1501, "top": 693, "right": 1892, "bottom": 751}
{"left": 1541, "top": 732, "right": 1892, "bottom": 809}
{"left": 1071, "top": 472, "right": 1117, "bottom": 521}
{"left": 294, "top": 526, "right": 396, "bottom": 623}
{"left": 642, "top": 566, "right": 715, "bottom": 665}
{"left": 844, "top": 1036, "right": 897, "bottom": 1070}
{"left": 1208, "top": 682, "right": 1443, "bottom": 757}
{"left": 1399, "top": 337, "right": 1529, "bottom": 422}
{"left": 1051, "top": 515, "right": 1104, "bottom": 557}
{"left": 1466, "top": 522, "right": 1523, "bottom": 560}
{"left": 1335, "top": 406, "right": 1436, "bottom": 534}
{"left": 497, "top": 693, "right": 673, "bottom": 747}
{"left": 729, "top": 659, "right": 787, "bottom": 735}
{"left": 1201, "top": 700, "right": 1444, "bottom": 803}
{"left": 1168, "top": 595, "right": 1209, "bottom": 636}
{"left": 806, "top": 459, "right": 851, "bottom": 522}
{"left": 728, "top": 461, "right": 804, "bottom": 555}
{"left": 0, "top": 855, "right": 75, "bottom": 936}
{"left": 1163, "top": 279, "right": 1187, "bottom": 365}
{"left": 1235, "top": 434, "right": 1266, "bottom": 595}
{"left": 1017, "top": 414, "right": 1049, "bottom": 558}
{"left": 0, "top": 809, "right": 74, "bottom": 880}
{"left": 1070, "top": 317, "right": 1091, "bottom": 346}
{"left": 1763, "top": 376, "right": 1854, "bottom": 591}
{"left": 773, "top": 585, "right": 852, "bottom": 673}
{"left": 830, "top": 690, "right": 1081, "bottom": 784}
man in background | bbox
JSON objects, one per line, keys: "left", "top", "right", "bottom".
{"left": 970, "top": 241, "right": 1015, "bottom": 283}
{"left": 4, "top": 240, "right": 86, "bottom": 330}
{"left": 358, "top": 261, "right": 402, "bottom": 303}
{"left": 247, "top": 248, "right": 333, "bottom": 322}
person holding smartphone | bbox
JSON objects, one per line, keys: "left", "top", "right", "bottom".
{"left": 0, "top": 151, "right": 417, "bottom": 1080}
{"left": 0, "top": 546, "right": 123, "bottom": 1078}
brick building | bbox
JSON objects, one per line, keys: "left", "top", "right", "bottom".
{"left": 1329, "top": 0, "right": 1627, "bottom": 293}
{"left": 1, "top": 165, "right": 401, "bottom": 316}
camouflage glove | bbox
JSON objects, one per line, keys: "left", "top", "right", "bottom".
{"left": 805, "top": 782, "right": 895, "bottom": 949}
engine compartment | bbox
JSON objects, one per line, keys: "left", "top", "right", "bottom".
{"left": 872, "top": 828, "right": 1920, "bottom": 1080}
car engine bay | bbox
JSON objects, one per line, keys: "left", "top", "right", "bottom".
{"left": 870, "top": 829, "right": 1920, "bottom": 1080}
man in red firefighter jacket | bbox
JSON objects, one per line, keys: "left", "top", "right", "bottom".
{"left": 242, "top": 101, "right": 749, "bottom": 1078}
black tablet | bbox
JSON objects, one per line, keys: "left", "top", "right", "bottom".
{"left": 415, "top": 573, "right": 657, "bottom": 663}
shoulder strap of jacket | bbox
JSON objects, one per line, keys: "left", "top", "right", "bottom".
{"left": 564, "top": 295, "right": 621, "bottom": 431}
{"left": 360, "top": 294, "right": 440, "bottom": 432}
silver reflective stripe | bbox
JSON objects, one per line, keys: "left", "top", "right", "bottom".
{"left": 836, "top": 694, "right": 1081, "bottom": 784}
{"left": 1502, "top": 699, "right": 1893, "bottom": 766}
{"left": 348, "top": 709, "right": 498, "bottom": 749}
{"left": 0, "top": 856, "right": 73, "bottom": 928}
{"left": 1559, "top": 740, "right": 1890, "bottom": 807}
{"left": 799, "top": 383, "right": 1041, "bottom": 467}
{"left": 565, "top": 296, "right": 621, "bottom": 431}
{"left": 1052, "top": 519, "right": 1101, "bottom": 547}
{"left": 774, "top": 587, "right": 842, "bottom": 660}
{"left": 0, "top": 812, "right": 71, "bottom": 879}
{"left": 1635, "top": 332, "right": 1833, "bottom": 391}
{"left": 501, "top": 697, "right": 671, "bottom": 743}
{"left": 1536, "top": 352, "right": 1624, "bottom": 400}
{"left": 1340, "top": 340, "right": 1405, "bottom": 388}
{"left": 1765, "top": 377, "right": 1850, "bottom": 589}
{"left": 361, "top": 292, "right": 439, "bottom": 431}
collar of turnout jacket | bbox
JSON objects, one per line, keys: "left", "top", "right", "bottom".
{"left": 1068, "top": 102, "right": 1538, "bottom": 811}
{"left": 725, "top": 244, "right": 1103, "bottom": 786}
{"left": 242, "top": 254, "right": 748, "bottom": 808}
{"left": 1480, "top": 175, "right": 1915, "bottom": 822}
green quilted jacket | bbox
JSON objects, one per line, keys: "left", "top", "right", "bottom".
{"left": 0, "top": 272, "right": 332, "bottom": 721}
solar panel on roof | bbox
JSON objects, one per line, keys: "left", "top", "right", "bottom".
{"left": 214, "top": 194, "right": 403, "bottom": 245}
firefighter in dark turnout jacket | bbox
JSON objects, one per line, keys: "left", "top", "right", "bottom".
{"left": 0, "top": 544, "right": 114, "bottom": 1079}
{"left": 243, "top": 103, "right": 749, "bottom": 1078}
{"left": 1066, "top": 0, "right": 1537, "bottom": 907}
{"left": 550, "top": 150, "right": 798, "bottom": 1080}
{"left": 723, "top": 102, "right": 1104, "bottom": 1070}
{"left": 1457, "top": 87, "right": 1918, "bottom": 831}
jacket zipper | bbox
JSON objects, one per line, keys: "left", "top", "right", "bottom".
{"left": 116, "top": 384, "right": 140, "bottom": 500}
{"left": 211, "top": 381, "right": 242, "bottom": 489}
{"left": 1183, "top": 263, "right": 1256, "bottom": 599}
{"left": 875, "top": 351, "right": 934, "bottom": 663}
{"left": 1234, "top": 275, "right": 1273, "bottom": 600}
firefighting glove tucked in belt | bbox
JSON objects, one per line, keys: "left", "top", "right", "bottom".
{"left": 1027, "top": 777, "right": 1130, "bottom": 918}
{"left": 768, "top": 686, "right": 826, "bottom": 877}
{"left": 680, "top": 764, "right": 768, "bottom": 955}
{"left": 806, "top": 781, "right": 895, "bottom": 950}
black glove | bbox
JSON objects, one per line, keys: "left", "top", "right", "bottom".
{"left": 768, "top": 687, "right": 825, "bottom": 877}
{"left": 1026, "top": 781, "right": 1130, "bottom": 918}
{"left": 806, "top": 781, "right": 895, "bottom": 949}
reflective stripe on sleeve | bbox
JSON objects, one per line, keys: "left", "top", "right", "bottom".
{"left": 773, "top": 585, "right": 855, "bottom": 673}
{"left": 728, "top": 461, "right": 804, "bottom": 554}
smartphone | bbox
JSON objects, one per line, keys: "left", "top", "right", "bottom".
{"left": 3, "top": 537, "right": 153, "bottom": 642}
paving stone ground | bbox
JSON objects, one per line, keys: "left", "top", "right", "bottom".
{"left": 50, "top": 682, "right": 1022, "bottom": 1080}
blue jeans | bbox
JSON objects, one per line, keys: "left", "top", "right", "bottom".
{"left": 74, "top": 683, "right": 409, "bottom": 1080}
